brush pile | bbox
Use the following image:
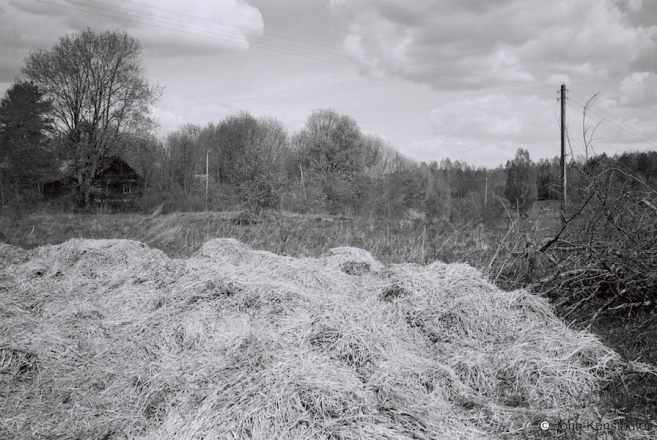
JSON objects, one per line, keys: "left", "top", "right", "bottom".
{"left": 1, "top": 238, "right": 653, "bottom": 439}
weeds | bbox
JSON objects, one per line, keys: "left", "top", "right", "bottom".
{"left": 0, "top": 210, "right": 506, "bottom": 267}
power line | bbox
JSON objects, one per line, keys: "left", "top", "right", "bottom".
{"left": 568, "top": 90, "right": 657, "bottom": 144}
{"left": 570, "top": 89, "right": 657, "bottom": 122}
{"left": 567, "top": 96, "right": 656, "bottom": 145}
{"left": 109, "top": 0, "right": 557, "bottom": 95}
{"left": 32, "top": 0, "right": 557, "bottom": 99}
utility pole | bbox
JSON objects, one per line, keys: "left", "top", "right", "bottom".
{"left": 484, "top": 176, "right": 488, "bottom": 223}
{"left": 560, "top": 84, "right": 567, "bottom": 226}
{"left": 205, "top": 150, "right": 209, "bottom": 211}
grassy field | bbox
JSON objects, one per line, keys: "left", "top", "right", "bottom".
{"left": 0, "top": 208, "right": 563, "bottom": 296}
{"left": 1, "top": 210, "right": 510, "bottom": 267}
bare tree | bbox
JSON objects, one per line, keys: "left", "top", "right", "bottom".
{"left": 122, "top": 133, "right": 166, "bottom": 189}
{"left": 293, "top": 109, "right": 364, "bottom": 178}
{"left": 361, "top": 135, "right": 408, "bottom": 177}
{"left": 215, "top": 113, "right": 289, "bottom": 212}
{"left": 23, "top": 28, "right": 161, "bottom": 206}
{"left": 166, "top": 124, "right": 202, "bottom": 194}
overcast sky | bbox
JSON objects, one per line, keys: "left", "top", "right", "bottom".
{"left": 1, "top": 0, "right": 657, "bottom": 168}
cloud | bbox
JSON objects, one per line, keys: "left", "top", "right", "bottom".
{"left": 406, "top": 92, "right": 563, "bottom": 167}
{"left": 340, "top": 10, "right": 414, "bottom": 79}
{"left": 614, "top": 72, "right": 657, "bottom": 107}
{"left": 329, "top": 0, "right": 656, "bottom": 91}
{"left": 405, "top": 137, "right": 532, "bottom": 168}
{"left": 429, "top": 94, "right": 555, "bottom": 141}
{"left": 547, "top": 74, "right": 570, "bottom": 87}
{"left": 1, "top": 0, "right": 263, "bottom": 60}
{"left": 122, "top": 0, "right": 264, "bottom": 55}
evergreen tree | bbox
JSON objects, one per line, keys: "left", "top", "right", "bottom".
{"left": 0, "top": 80, "right": 55, "bottom": 198}
{"left": 636, "top": 152, "right": 651, "bottom": 179}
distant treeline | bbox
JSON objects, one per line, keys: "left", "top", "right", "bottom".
{"left": 1, "top": 28, "right": 655, "bottom": 222}
{"left": 1, "top": 78, "right": 654, "bottom": 223}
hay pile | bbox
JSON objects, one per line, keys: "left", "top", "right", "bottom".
{"left": 0, "top": 238, "right": 652, "bottom": 439}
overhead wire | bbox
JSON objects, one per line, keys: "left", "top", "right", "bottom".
{"left": 32, "top": 0, "right": 557, "bottom": 100}
{"left": 56, "top": 0, "right": 549, "bottom": 97}
{"left": 568, "top": 90, "right": 656, "bottom": 145}
{"left": 570, "top": 89, "right": 657, "bottom": 122}
{"left": 108, "top": 0, "right": 558, "bottom": 95}
{"left": 567, "top": 95, "right": 656, "bottom": 145}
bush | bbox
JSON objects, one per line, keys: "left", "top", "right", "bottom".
{"left": 239, "top": 178, "right": 281, "bottom": 214}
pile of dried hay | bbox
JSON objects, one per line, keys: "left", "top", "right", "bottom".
{"left": 1, "top": 238, "right": 654, "bottom": 439}
{"left": 0, "top": 243, "right": 30, "bottom": 270}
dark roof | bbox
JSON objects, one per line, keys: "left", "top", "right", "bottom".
{"left": 95, "top": 156, "right": 141, "bottom": 183}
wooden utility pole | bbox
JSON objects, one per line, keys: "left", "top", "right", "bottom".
{"left": 205, "top": 150, "right": 209, "bottom": 211}
{"left": 560, "top": 84, "right": 567, "bottom": 225}
{"left": 484, "top": 176, "right": 488, "bottom": 223}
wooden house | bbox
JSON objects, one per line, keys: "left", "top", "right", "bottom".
{"left": 44, "top": 156, "right": 143, "bottom": 209}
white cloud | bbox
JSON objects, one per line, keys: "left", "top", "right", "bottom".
{"left": 329, "top": 0, "right": 346, "bottom": 12}
{"left": 338, "top": 10, "right": 414, "bottom": 80}
{"left": 2, "top": 0, "right": 264, "bottom": 59}
{"left": 488, "top": 50, "right": 534, "bottom": 83}
{"left": 329, "top": 0, "right": 656, "bottom": 92}
{"left": 628, "top": 0, "right": 644, "bottom": 12}
{"left": 519, "top": 0, "right": 655, "bottom": 69}
{"left": 615, "top": 72, "right": 657, "bottom": 107}
{"left": 405, "top": 137, "right": 532, "bottom": 168}
{"left": 429, "top": 94, "right": 553, "bottom": 140}
{"left": 126, "top": 0, "right": 264, "bottom": 54}
{"left": 547, "top": 74, "right": 570, "bottom": 87}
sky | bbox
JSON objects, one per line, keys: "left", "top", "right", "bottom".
{"left": 1, "top": 0, "right": 657, "bottom": 169}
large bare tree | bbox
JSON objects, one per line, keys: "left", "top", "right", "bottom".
{"left": 23, "top": 28, "right": 161, "bottom": 206}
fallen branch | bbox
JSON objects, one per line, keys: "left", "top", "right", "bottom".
{"left": 608, "top": 301, "right": 654, "bottom": 311}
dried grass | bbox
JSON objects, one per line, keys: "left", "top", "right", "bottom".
{"left": 0, "top": 243, "right": 31, "bottom": 270}
{"left": 0, "top": 238, "right": 653, "bottom": 439}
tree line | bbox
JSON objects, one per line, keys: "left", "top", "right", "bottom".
{"left": 1, "top": 28, "right": 655, "bottom": 223}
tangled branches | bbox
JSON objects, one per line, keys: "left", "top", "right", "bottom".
{"left": 530, "top": 161, "right": 657, "bottom": 327}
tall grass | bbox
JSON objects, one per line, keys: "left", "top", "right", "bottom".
{"left": 0, "top": 211, "right": 513, "bottom": 270}
{"left": 2, "top": 209, "right": 558, "bottom": 302}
